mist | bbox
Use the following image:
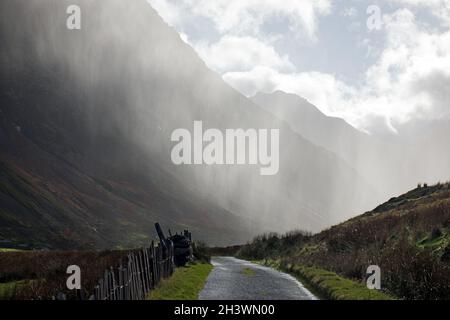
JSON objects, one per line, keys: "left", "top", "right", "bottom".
{"left": 3, "top": 0, "right": 445, "bottom": 247}
{"left": 251, "top": 92, "right": 450, "bottom": 205}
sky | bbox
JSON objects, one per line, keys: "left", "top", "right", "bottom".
{"left": 147, "top": 0, "right": 450, "bottom": 135}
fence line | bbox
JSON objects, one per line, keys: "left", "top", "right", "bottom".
{"left": 89, "top": 240, "right": 175, "bottom": 300}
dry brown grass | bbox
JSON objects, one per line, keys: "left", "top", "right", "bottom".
{"left": 0, "top": 250, "right": 131, "bottom": 299}
{"left": 238, "top": 183, "right": 450, "bottom": 299}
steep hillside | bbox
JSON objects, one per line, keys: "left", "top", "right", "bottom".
{"left": 251, "top": 91, "right": 450, "bottom": 198}
{"left": 0, "top": 63, "right": 260, "bottom": 249}
{"left": 238, "top": 183, "right": 450, "bottom": 299}
{"left": 1, "top": 0, "right": 377, "bottom": 249}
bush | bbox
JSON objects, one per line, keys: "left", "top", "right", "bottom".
{"left": 192, "top": 242, "right": 211, "bottom": 263}
{"left": 432, "top": 228, "right": 442, "bottom": 238}
{"left": 381, "top": 239, "right": 450, "bottom": 300}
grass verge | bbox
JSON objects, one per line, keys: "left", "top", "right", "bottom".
{"left": 0, "top": 280, "right": 27, "bottom": 300}
{"left": 147, "top": 262, "right": 213, "bottom": 300}
{"left": 260, "top": 260, "right": 395, "bottom": 300}
{"left": 0, "top": 248, "right": 23, "bottom": 252}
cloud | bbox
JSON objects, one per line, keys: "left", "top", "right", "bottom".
{"left": 223, "top": 8, "right": 450, "bottom": 134}
{"left": 411, "top": 71, "right": 450, "bottom": 119}
{"left": 148, "top": 0, "right": 332, "bottom": 40}
{"left": 195, "top": 36, "right": 294, "bottom": 73}
{"left": 190, "top": 0, "right": 332, "bottom": 38}
{"left": 179, "top": 32, "right": 189, "bottom": 44}
{"left": 362, "top": 9, "right": 450, "bottom": 121}
{"left": 148, "top": 1, "right": 450, "bottom": 135}
{"left": 224, "top": 66, "right": 354, "bottom": 112}
{"left": 389, "top": 0, "right": 450, "bottom": 26}
{"left": 147, "top": 0, "right": 183, "bottom": 28}
{"left": 341, "top": 7, "right": 358, "bottom": 18}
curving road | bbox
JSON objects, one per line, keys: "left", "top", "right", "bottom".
{"left": 199, "top": 256, "right": 317, "bottom": 300}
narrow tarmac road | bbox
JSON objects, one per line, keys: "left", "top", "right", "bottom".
{"left": 199, "top": 257, "right": 317, "bottom": 300}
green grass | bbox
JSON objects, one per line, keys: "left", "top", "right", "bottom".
{"left": 293, "top": 266, "right": 394, "bottom": 300}
{"left": 417, "top": 232, "right": 449, "bottom": 250}
{"left": 241, "top": 267, "right": 256, "bottom": 276}
{"left": 0, "top": 280, "right": 27, "bottom": 300}
{"left": 0, "top": 248, "right": 23, "bottom": 252}
{"left": 260, "top": 260, "right": 394, "bottom": 300}
{"left": 147, "top": 263, "right": 213, "bottom": 300}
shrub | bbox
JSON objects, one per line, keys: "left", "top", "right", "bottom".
{"left": 192, "top": 242, "right": 211, "bottom": 263}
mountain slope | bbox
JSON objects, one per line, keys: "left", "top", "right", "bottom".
{"left": 252, "top": 92, "right": 363, "bottom": 151}
{"left": 1, "top": 0, "right": 377, "bottom": 249}
{"left": 251, "top": 91, "right": 404, "bottom": 198}
{"left": 238, "top": 182, "right": 450, "bottom": 299}
{"left": 251, "top": 91, "right": 450, "bottom": 200}
{"left": 0, "top": 115, "right": 253, "bottom": 249}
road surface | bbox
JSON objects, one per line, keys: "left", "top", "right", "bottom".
{"left": 199, "top": 256, "right": 317, "bottom": 300}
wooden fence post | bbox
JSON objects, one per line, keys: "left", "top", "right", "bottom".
{"left": 87, "top": 228, "right": 180, "bottom": 300}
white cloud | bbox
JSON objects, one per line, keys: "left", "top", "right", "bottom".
{"left": 224, "top": 66, "right": 354, "bottom": 113}
{"left": 362, "top": 9, "right": 450, "bottom": 122}
{"left": 223, "top": 8, "right": 450, "bottom": 134}
{"left": 195, "top": 36, "right": 294, "bottom": 73}
{"left": 148, "top": 1, "right": 450, "bottom": 135}
{"left": 147, "top": 0, "right": 183, "bottom": 28}
{"left": 389, "top": 0, "right": 450, "bottom": 26}
{"left": 179, "top": 32, "right": 189, "bottom": 44}
{"left": 148, "top": 0, "right": 332, "bottom": 40}
{"left": 189, "top": 0, "right": 331, "bottom": 38}
{"left": 341, "top": 7, "right": 358, "bottom": 18}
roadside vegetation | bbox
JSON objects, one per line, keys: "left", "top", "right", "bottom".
{"left": 147, "top": 262, "right": 213, "bottom": 300}
{"left": 0, "top": 280, "right": 29, "bottom": 300}
{"left": 0, "top": 248, "right": 23, "bottom": 252}
{"left": 192, "top": 241, "right": 211, "bottom": 263}
{"left": 237, "top": 183, "right": 450, "bottom": 300}
{"left": 0, "top": 250, "right": 130, "bottom": 299}
{"left": 0, "top": 240, "right": 211, "bottom": 300}
{"left": 261, "top": 260, "right": 393, "bottom": 300}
